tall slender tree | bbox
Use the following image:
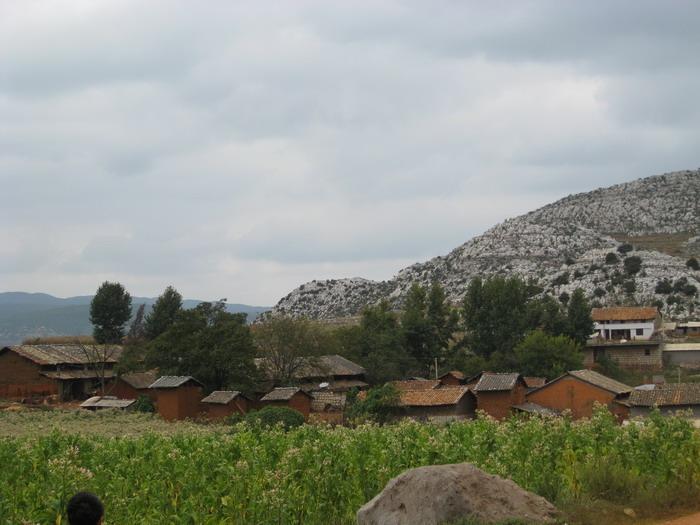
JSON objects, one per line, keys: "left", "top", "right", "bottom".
{"left": 90, "top": 281, "right": 132, "bottom": 344}
{"left": 144, "top": 286, "right": 183, "bottom": 340}
{"left": 567, "top": 288, "right": 594, "bottom": 345}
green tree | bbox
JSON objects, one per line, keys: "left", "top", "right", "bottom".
{"left": 401, "top": 283, "right": 431, "bottom": 370}
{"left": 526, "top": 295, "right": 569, "bottom": 337}
{"left": 461, "top": 276, "right": 530, "bottom": 359}
{"left": 146, "top": 301, "right": 257, "bottom": 392}
{"left": 623, "top": 256, "right": 642, "bottom": 275}
{"left": 427, "top": 282, "right": 459, "bottom": 360}
{"left": 144, "top": 286, "right": 183, "bottom": 340}
{"left": 127, "top": 304, "right": 146, "bottom": 341}
{"left": 687, "top": 257, "right": 700, "bottom": 271}
{"left": 90, "top": 281, "right": 132, "bottom": 344}
{"left": 566, "top": 288, "right": 594, "bottom": 345}
{"left": 346, "top": 384, "right": 400, "bottom": 424}
{"left": 514, "top": 330, "right": 583, "bottom": 379}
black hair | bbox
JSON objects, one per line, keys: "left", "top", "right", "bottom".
{"left": 67, "top": 492, "right": 104, "bottom": 525}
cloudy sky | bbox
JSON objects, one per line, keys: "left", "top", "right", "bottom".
{"left": 2, "top": 1, "right": 699, "bottom": 306}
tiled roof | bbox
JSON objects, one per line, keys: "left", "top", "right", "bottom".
{"left": 149, "top": 376, "right": 203, "bottom": 389}
{"left": 591, "top": 307, "right": 658, "bottom": 322}
{"left": 391, "top": 380, "right": 440, "bottom": 391}
{"left": 119, "top": 370, "right": 159, "bottom": 389}
{"left": 399, "top": 387, "right": 471, "bottom": 407}
{"left": 311, "top": 391, "right": 346, "bottom": 412}
{"left": 440, "top": 370, "right": 465, "bottom": 380}
{"left": 473, "top": 373, "right": 521, "bottom": 392}
{"left": 512, "top": 403, "right": 558, "bottom": 416}
{"left": 3, "top": 344, "right": 122, "bottom": 366}
{"left": 628, "top": 383, "right": 700, "bottom": 407}
{"left": 40, "top": 370, "right": 116, "bottom": 380}
{"left": 568, "top": 370, "right": 632, "bottom": 395}
{"left": 261, "top": 387, "right": 306, "bottom": 401}
{"left": 200, "top": 390, "right": 244, "bottom": 404}
{"left": 80, "top": 396, "right": 135, "bottom": 409}
{"left": 523, "top": 377, "right": 546, "bottom": 389}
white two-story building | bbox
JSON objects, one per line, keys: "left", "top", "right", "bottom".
{"left": 592, "top": 307, "right": 661, "bottom": 341}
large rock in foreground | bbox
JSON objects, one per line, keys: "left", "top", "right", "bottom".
{"left": 356, "top": 463, "right": 560, "bottom": 525}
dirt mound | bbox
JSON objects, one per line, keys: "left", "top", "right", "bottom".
{"left": 356, "top": 463, "right": 560, "bottom": 525}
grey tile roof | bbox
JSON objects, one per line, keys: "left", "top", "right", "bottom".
{"left": 261, "top": 387, "right": 305, "bottom": 401}
{"left": 568, "top": 370, "right": 632, "bottom": 395}
{"left": 200, "top": 391, "right": 243, "bottom": 404}
{"left": 3, "top": 344, "right": 123, "bottom": 366}
{"left": 80, "top": 396, "right": 135, "bottom": 409}
{"left": 149, "top": 376, "right": 203, "bottom": 389}
{"left": 473, "top": 373, "right": 521, "bottom": 392}
{"left": 628, "top": 383, "right": 700, "bottom": 407}
{"left": 119, "top": 370, "right": 159, "bottom": 389}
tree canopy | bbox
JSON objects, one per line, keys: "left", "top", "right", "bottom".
{"left": 514, "top": 330, "right": 583, "bottom": 379}
{"left": 90, "top": 281, "right": 132, "bottom": 344}
{"left": 144, "top": 286, "right": 183, "bottom": 340}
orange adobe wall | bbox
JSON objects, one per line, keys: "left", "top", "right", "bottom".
{"left": 111, "top": 380, "right": 156, "bottom": 401}
{"left": 527, "top": 376, "right": 618, "bottom": 419}
{"left": 439, "top": 375, "right": 463, "bottom": 387}
{"left": 202, "top": 398, "right": 249, "bottom": 421}
{"left": 155, "top": 385, "right": 203, "bottom": 421}
{"left": 262, "top": 392, "right": 312, "bottom": 419}
{"left": 0, "top": 351, "right": 58, "bottom": 399}
{"left": 475, "top": 383, "right": 526, "bottom": 420}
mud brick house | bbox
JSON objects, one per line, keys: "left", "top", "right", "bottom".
{"left": 469, "top": 372, "right": 527, "bottom": 420}
{"left": 591, "top": 306, "right": 660, "bottom": 341}
{"left": 149, "top": 376, "right": 204, "bottom": 421}
{"left": 438, "top": 371, "right": 466, "bottom": 386}
{"left": 584, "top": 340, "right": 662, "bottom": 371}
{"left": 623, "top": 383, "right": 700, "bottom": 425}
{"left": 397, "top": 387, "right": 475, "bottom": 423}
{"left": 112, "top": 370, "right": 159, "bottom": 401}
{"left": 309, "top": 391, "right": 347, "bottom": 425}
{"left": 259, "top": 387, "right": 313, "bottom": 418}
{"left": 0, "top": 344, "right": 122, "bottom": 401}
{"left": 200, "top": 390, "right": 251, "bottom": 421}
{"left": 255, "top": 355, "right": 368, "bottom": 393}
{"left": 527, "top": 369, "right": 632, "bottom": 420}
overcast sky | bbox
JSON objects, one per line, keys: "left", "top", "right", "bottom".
{"left": 2, "top": 1, "right": 699, "bottom": 305}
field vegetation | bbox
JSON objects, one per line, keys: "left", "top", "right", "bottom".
{"left": 0, "top": 409, "right": 698, "bottom": 524}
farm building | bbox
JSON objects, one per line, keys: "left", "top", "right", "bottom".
{"left": 80, "top": 396, "right": 135, "bottom": 411}
{"left": 200, "top": 390, "right": 251, "bottom": 421}
{"left": 584, "top": 340, "right": 662, "bottom": 371}
{"left": 112, "top": 370, "right": 159, "bottom": 401}
{"left": 390, "top": 379, "right": 440, "bottom": 391}
{"left": 397, "top": 387, "right": 475, "bottom": 423}
{"left": 438, "top": 370, "right": 466, "bottom": 386}
{"left": 663, "top": 343, "right": 700, "bottom": 368}
{"left": 255, "top": 354, "right": 368, "bottom": 393}
{"left": 309, "top": 391, "right": 346, "bottom": 424}
{"left": 676, "top": 321, "right": 700, "bottom": 337}
{"left": 527, "top": 369, "right": 632, "bottom": 420}
{"left": 0, "top": 344, "right": 122, "bottom": 401}
{"left": 259, "top": 387, "right": 313, "bottom": 418}
{"left": 623, "top": 383, "right": 700, "bottom": 426}
{"left": 149, "top": 376, "right": 204, "bottom": 421}
{"left": 470, "top": 372, "right": 527, "bottom": 420}
{"left": 591, "top": 306, "right": 660, "bottom": 341}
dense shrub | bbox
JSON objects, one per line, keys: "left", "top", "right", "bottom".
{"left": 617, "top": 243, "right": 634, "bottom": 255}
{"left": 623, "top": 256, "right": 642, "bottom": 275}
{"left": 687, "top": 257, "right": 700, "bottom": 271}
{"left": 552, "top": 272, "right": 570, "bottom": 286}
{"left": 244, "top": 406, "right": 305, "bottom": 429}
{"left": 605, "top": 253, "right": 619, "bottom": 265}
{"left": 132, "top": 395, "right": 155, "bottom": 413}
{"left": 558, "top": 292, "right": 570, "bottom": 305}
{"left": 622, "top": 280, "right": 637, "bottom": 294}
{"left": 655, "top": 279, "right": 673, "bottom": 294}
{"left": 593, "top": 287, "right": 606, "bottom": 298}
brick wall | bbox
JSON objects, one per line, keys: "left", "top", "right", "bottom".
{"left": 527, "top": 376, "right": 618, "bottom": 419}
{"left": 0, "top": 351, "right": 57, "bottom": 399}
{"left": 155, "top": 385, "right": 203, "bottom": 421}
{"left": 476, "top": 383, "right": 526, "bottom": 420}
{"left": 201, "top": 397, "right": 249, "bottom": 421}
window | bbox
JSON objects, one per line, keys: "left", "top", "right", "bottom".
{"left": 644, "top": 349, "right": 651, "bottom": 356}
{"left": 636, "top": 328, "right": 644, "bottom": 336}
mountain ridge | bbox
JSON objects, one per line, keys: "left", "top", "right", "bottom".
{"left": 272, "top": 169, "right": 700, "bottom": 320}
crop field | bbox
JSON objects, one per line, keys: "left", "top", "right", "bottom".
{"left": 0, "top": 410, "right": 699, "bottom": 524}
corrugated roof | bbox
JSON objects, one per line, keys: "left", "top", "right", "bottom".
{"left": 311, "top": 391, "right": 346, "bottom": 412}
{"left": 119, "top": 370, "right": 159, "bottom": 389}
{"left": 628, "top": 383, "right": 700, "bottom": 407}
{"left": 523, "top": 377, "right": 546, "bottom": 389}
{"left": 149, "top": 376, "right": 203, "bottom": 389}
{"left": 512, "top": 403, "right": 558, "bottom": 416}
{"left": 80, "top": 396, "right": 135, "bottom": 409}
{"left": 568, "top": 370, "right": 632, "bottom": 395}
{"left": 3, "top": 344, "right": 123, "bottom": 366}
{"left": 40, "top": 370, "right": 116, "bottom": 380}
{"left": 474, "top": 373, "right": 521, "bottom": 392}
{"left": 200, "top": 390, "right": 244, "bottom": 404}
{"left": 391, "top": 380, "right": 440, "bottom": 391}
{"left": 591, "top": 307, "right": 658, "bottom": 322}
{"left": 664, "top": 343, "right": 700, "bottom": 352}
{"left": 399, "top": 387, "right": 471, "bottom": 407}
{"left": 261, "top": 387, "right": 305, "bottom": 401}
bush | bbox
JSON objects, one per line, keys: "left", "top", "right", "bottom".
{"left": 565, "top": 256, "right": 576, "bottom": 266}
{"left": 559, "top": 292, "right": 570, "bottom": 305}
{"left": 605, "top": 253, "right": 619, "bottom": 265}
{"left": 346, "top": 384, "right": 400, "bottom": 424}
{"left": 244, "top": 406, "right": 305, "bottom": 429}
{"left": 133, "top": 395, "right": 155, "bottom": 413}
{"left": 655, "top": 279, "right": 672, "bottom": 294}
{"left": 617, "top": 243, "right": 634, "bottom": 255}
{"left": 687, "top": 257, "right": 700, "bottom": 271}
{"left": 552, "top": 273, "right": 570, "bottom": 286}
{"left": 593, "top": 287, "right": 606, "bottom": 298}
{"left": 622, "top": 280, "right": 637, "bottom": 294}
{"left": 682, "top": 284, "right": 698, "bottom": 297}
{"left": 667, "top": 295, "right": 682, "bottom": 305}
{"left": 623, "top": 256, "right": 642, "bottom": 275}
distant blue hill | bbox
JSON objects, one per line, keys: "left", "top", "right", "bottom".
{"left": 0, "top": 292, "right": 270, "bottom": 346}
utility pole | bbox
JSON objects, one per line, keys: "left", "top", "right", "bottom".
{"left": 434, "top": 357, "right": 438, "bottom": 380}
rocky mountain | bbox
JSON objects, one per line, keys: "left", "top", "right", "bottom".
{"left": 273, "top": 170, "right": 700, "bottom": 320}
{"left": 0, "top": 293, "right": 270, "bottom": 345}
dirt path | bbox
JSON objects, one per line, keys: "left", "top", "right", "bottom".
{"left": 659, "top": 512, "right": 700, "bottom": 525}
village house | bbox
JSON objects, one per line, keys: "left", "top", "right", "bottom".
{"left": 309, "top": 391, "right": 347, "bottom": 425}
{"left": 200, "top": 390, "right": 251, "bottom": 421}
{"left": 0, "top": 344, "right": 122, "bottom": 401}
{"left": 676, "top": 321, "right": 700, "bottom": 338}
{"left": 255, "top": 354, "right": 368, "bottom": 393}
{"left": 438, "top": 370, "right": 466, "bottom": 386}
{"left": 526, "top": 369, "right": 631, "bottom": 420}
{"left": 112, "top": 370, "right": 159, "bottom": 401}
{"left": 623, "top": 383, "right": 700, "bottom": 426}
{"left": 396, "top": 387, "right": 475, "bottom": 423}
{"left": 469, "top": 372, "right": 527, "bottom": 420}
{"left": 259, "top": 387, "right": 313, "bottom": 419}
{"left": 523, "top": 377, "right": 547, "bottom": 392}
{"left": 584, "top": 339, "right": 662, "bottom": 371}
{"left": 663, "top": 342, "right": 700, "bottom": 369}
{"left": 591, "top": 306, "right": 660, "bottom": 341}
{"left": 148, "top": 376, "right": 204, "bottom": 421}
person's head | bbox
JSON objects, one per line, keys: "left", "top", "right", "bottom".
{"left": 67, "top": 492, "right": 104, "bottom": 525}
